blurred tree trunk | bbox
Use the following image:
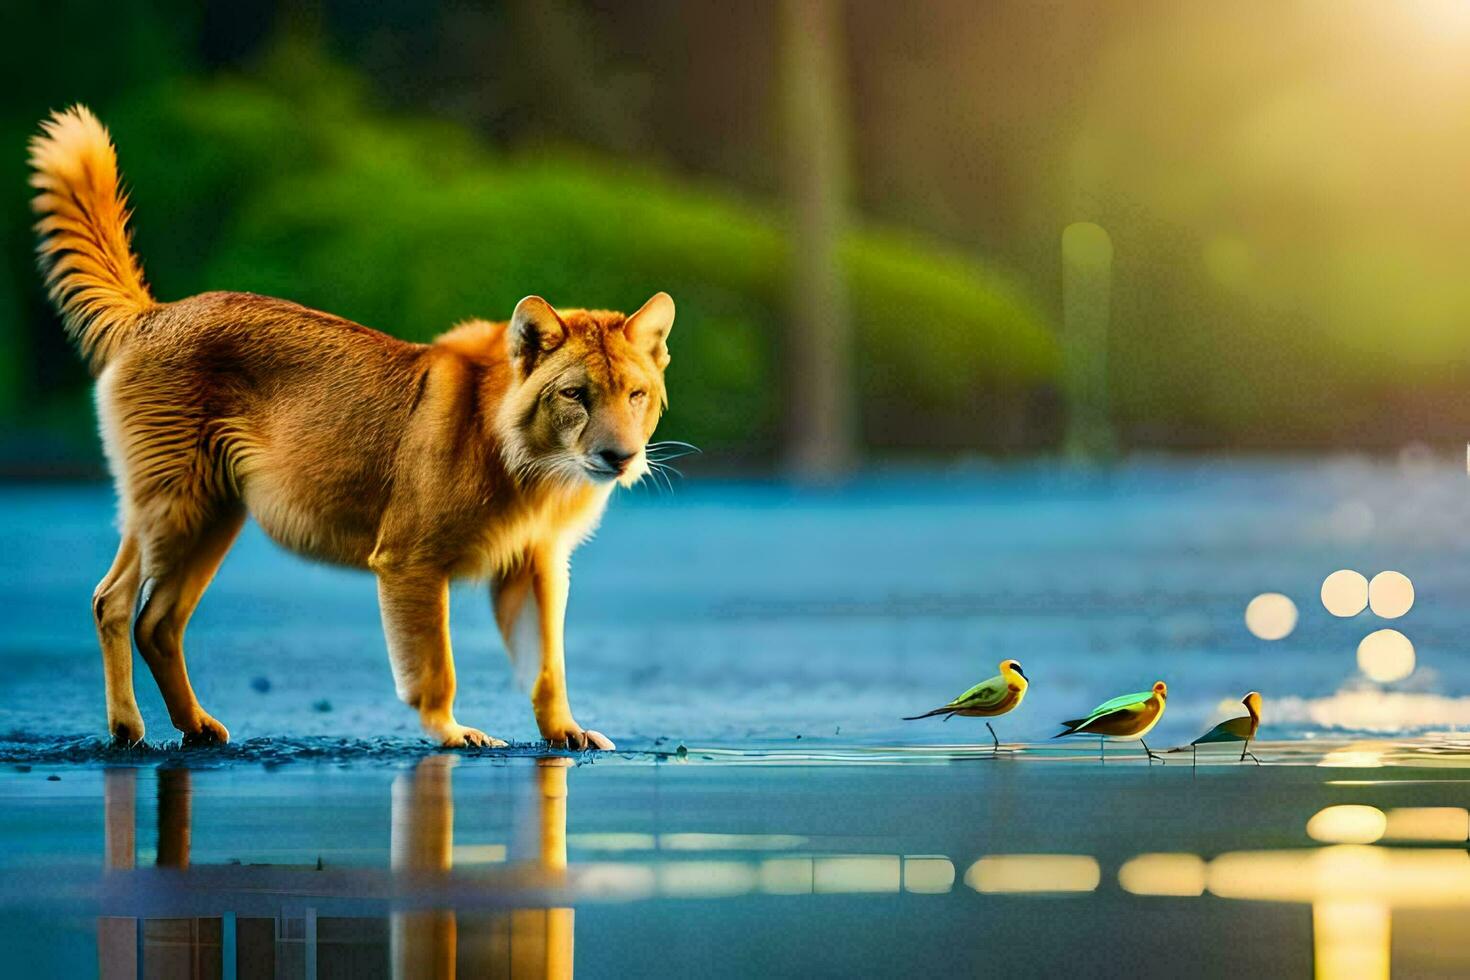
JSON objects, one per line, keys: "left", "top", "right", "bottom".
{"left": 779, "top": 0, "right": 855, "bottom": 480}
{"left": 1061, "top": 222, "right": 1117, "bottom": 460}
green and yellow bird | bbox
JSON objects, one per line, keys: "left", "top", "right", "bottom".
{"left": 1054, "top": 680, "right": 1169, "bottom": 763}
{"left": 1181, "top": 691, "right": 1262, "bottom": 765}
{"left": 904, "top": 659, "right": 1028, "bottom": 749}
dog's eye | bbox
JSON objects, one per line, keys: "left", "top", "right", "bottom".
{"left": 559, "top": 386, "right": 585, "bottom": 402}
{"left": 629, "top": 389, "right": 647, "bottom": 405}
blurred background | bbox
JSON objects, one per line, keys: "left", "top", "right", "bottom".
{"left": 6, "top": 0, "right": 1470, "bottom": 477}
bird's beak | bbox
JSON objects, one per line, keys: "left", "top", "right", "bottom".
{"left": 1015, "top": 666, "right": 1027, "bottom": 681}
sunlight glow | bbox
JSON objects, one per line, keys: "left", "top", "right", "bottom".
{"left": 759, "top": 858, "right": 815, "bottom": 894}
{"left": 1280, "top": 692, "right": 1470, "bottom": 732}
{"left": 902, "top": 856, "right": 956, "bottom": 894}
{"left": 1307, "top": 805, "right": 1386, "bottom": 844}
{"left": 657, "top": 861, "right": 757, "bottom": 897}
{"left": 569, "top": 833, "right": 806, "bottom": 852}
{"left": 1384, "top": 807, "right": 1470, "bottom": 843}
{"left": 1208, "top": 844, "right": 1470, "bottom": 907}
{"left": 1315, "top": 901, "right": 1390, "bottom": 980}
{"left": 661, "top": 834, "right": 807, "bottom": 851}
{"left": 568, "top": 833, "right": 657, "bottom": 851}
{"left": 1321, "top": 569, "right": 1369, "bottom": 617}
{"left": 965, "top": 855, "right": 1100, "bottom": 894}
{"left": 1245, "top": 592, "right": 1298, "bottom": 640}
{"left": 1118, "top": 853, "right": 1207, "bottom": 896}
{"left": 1357, "top": 629, "right": 1415, "bottom": 683}
{"left": 1317, "top": 743, "right": 1386, "bottom": 768}
{"left": 814, "top": 855, "right": 902, "bottom": 893}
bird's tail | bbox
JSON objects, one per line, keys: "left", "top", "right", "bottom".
{"left": 29, "top": 105, "right": 154, "bottom": 372}
{"left": 1051, "top": 718, "right": 1086, "bottom": 738}
{"left": 903, "top": 707, "right": 954, "bottom": 721}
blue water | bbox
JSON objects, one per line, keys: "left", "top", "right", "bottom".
{"left": 5, "top": 459, "right": 1470, "bottom": 977}
{"left": 2, "top": 458, "right": 1467, "bottom": 755}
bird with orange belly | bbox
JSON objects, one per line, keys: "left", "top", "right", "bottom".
{"left": 1174, "top": 691, "right": 1262, "bottom": 765}
{"left": 1054, "top": 680, "right": 1169, "bottom": 763}
{"left": 903, "top": 659, "right": 1028, "bottom": 750}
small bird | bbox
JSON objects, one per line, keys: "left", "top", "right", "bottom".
{"left": 1179, "top": 691, "right": 1262, "bottom": 765}
{"left": 1054, "top": 681, "right": 1169, "bottom": 763}
{"left": 904, "top": 659, "right": 1029, "bottom": 750}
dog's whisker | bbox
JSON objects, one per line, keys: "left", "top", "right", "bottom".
{"left": 646, "top": 449, "right": 698, "bottom": 461}
{"left": 644, "top": 460, "right": 671, "bottom": 494}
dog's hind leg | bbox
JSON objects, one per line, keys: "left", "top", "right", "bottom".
{"left": 491, "top": 558, "right": 539, "bottom": 694}
{"left": 93, "top": 532, "right": 144, "bottom": 742}
{"left": 134, "top": 504, "right": 245, "bottom": 744}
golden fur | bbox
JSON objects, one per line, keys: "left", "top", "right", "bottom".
{"left": 30, "top": 105, "right": 675, "bottom": 749}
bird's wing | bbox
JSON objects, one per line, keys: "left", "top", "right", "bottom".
{"left": 1081, "top": 690, "right": 1152, "bottom": 724}
{"left": 1192, "top": 716, "right": 1251, "bottom": 744}
{"left": 948, "top": 675, "right": 1007, "bottom": 710}
{"left": 1057, "top": 702, "right": 1149, "bottom": 737}
{"left": 1081, "top": 704, "right": 1150, "bottom": 733}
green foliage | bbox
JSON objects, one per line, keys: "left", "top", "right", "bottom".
{"left": 64, "top": 42, "right": 1053, "bottom": 460}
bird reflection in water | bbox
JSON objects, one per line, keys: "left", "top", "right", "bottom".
{"left": 99, "top": 758, "right": 575, "bottom": 978}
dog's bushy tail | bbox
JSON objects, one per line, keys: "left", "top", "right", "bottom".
{"left": 29, "top": 105, "right": 154, "bottom": 371}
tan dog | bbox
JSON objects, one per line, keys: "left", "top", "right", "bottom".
{"left": 29, "top": 105, "right": 675, "bottom": 749}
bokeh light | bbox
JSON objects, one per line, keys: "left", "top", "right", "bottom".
{"left": 965, "top": 855, "right": 1100, "bottom": 894}
{"left": 1118, "top": 853, "right": 1207, "bottom": 896}
{"left": 1367, "top": 571, "right": 1414, "bottom": 618}
{"left": 1320, "top": 570, "right": 1368, "bottom": 617}
{"left": 1245, "top": 593, "right": 1298, "bottom": 640}
{"left": 1306, "top": 805, "right": 1386, "bottom": 844}
{"left": 1383, "top": 807, "right": 1470, "bottom": 843}
{"left": 1357, "top": 629, "right": 1415, "bottom": 683}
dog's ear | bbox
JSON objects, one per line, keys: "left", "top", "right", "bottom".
{"left": 507, "top": 296, "right": 567, "bottom": 375}
{"left": 623, "top": 292, "right": 674, "bottom": 369}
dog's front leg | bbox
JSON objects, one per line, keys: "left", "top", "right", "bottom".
{"left": 376, "top": 566, "right": 505, "bottom": 748}
{"left": 528, "top": 545, "right": 614, "bottom": 751}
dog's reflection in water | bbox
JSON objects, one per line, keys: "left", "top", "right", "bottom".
{"left": 100, "top": 758, "right": 575, "bottom": 978}
{"left": 392, "top": 756, "right": 574, "bottom": 979}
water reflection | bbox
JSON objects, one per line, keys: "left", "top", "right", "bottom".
{"left": 1384, "top": 807, "right": 1470, "bottom": 842}
{"left": 964, "top": 854, "right": 1100, "bottom": 894}
{"left": 1136, "top": 802, "right": 1470, "bottom": 979}
{"left": 83, "top": 757, "right": 1470, "bottom": 977}
{"left": 1306, "top": 804, "right": 1387, "bottom": 844}
{"left": 98, "top": 758, "right": 575, "bottom": 978}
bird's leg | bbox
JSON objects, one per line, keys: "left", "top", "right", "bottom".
{"left": 1192, "top": 745, "right": 1197, "bottom": 771}
{"left": 986, "top": 722, "right": 999, "bottom": 752}
{"left": 1141, "top": 739, "right": 1166, "bottom": 764}
{"left": 1243, "top": 739, "right": 1261, "bottom": 765}
{"left": 1099, "top": 737, "right": 1105, "bottom": 764}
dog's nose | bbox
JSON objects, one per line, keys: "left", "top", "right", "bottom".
{"left": 598, "top": 448, "right": 638, "bottom": 472}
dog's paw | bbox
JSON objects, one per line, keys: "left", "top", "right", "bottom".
{"left": 582, "top": 729, "right": 615, "bottom": 751}
{"left": 109, "top": 713, "right": 145, "bottom": 746}
{"left": 437, "top": 723, "right": 508, "bottom": 749}
{"left": 540, "top": 721, "right": 616, "bottom": 752}
{"left": 180, "top": 713, "right": 229, "bottom": 746}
